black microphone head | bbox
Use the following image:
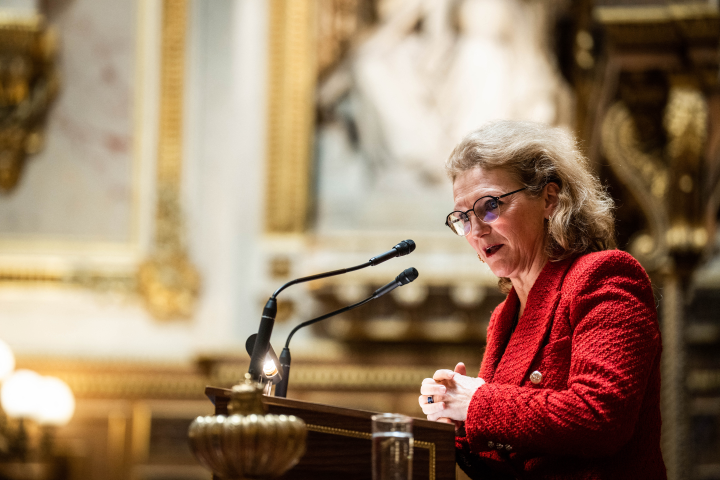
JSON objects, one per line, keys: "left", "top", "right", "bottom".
{"left": 393, "top": 239, "right": 416, "bottom": 256}
{"left": 396, "top": 267, "right": 419, "bottom": 285}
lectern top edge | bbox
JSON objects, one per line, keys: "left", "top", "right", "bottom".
{"left": 204, "top": 385, "right": 455, "bottom": 433}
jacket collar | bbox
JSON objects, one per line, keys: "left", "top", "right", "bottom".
{"left": 483, "top": 256, "right": 576, "bottom": 385}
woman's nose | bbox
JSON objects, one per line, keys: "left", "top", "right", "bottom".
{"left": 469, "top": 215, "right": 491, "bottom": 237}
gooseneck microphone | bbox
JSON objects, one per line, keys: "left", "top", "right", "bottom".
{"left": 247, "top": 241, "right": 416, "bottom": 381}
{"left": 271, "top": 239, "right": 415, "bottom": 298}
{"left": 371, "top": 266, "right": 419, "bottom": 298}
{"left": 273, "top": 267, "right": 419, "bottom": 398}
{"left": 368, "top": 239, "right": 415, "bottom": 266}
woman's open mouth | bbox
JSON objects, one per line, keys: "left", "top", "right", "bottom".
{"left": 485, "top": 244, "right": 503, "bottom": 258}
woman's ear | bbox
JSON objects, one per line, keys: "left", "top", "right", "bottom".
{"left": 544, "top": 182, "right": 560, "bottom": 219}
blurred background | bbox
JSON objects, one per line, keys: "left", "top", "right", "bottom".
{"left": 0, "top": 0, "right": 717, "bottom": 479}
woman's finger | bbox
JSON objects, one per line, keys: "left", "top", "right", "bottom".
{"left": 422, "top": 377, "right": 437, "bottom": 385}
{"left": 421, "top": 401, "right": 445, "bottom": 415}
{"left": 417, "top": 394, "right": 443, "bottom": 408}
{"left": 420, "top": 384, "right": 446, "bottom": 396}
{"left": 432, "top": 369, "right": 456, "bottom": 382}
{"left": 417, "top": 394, "right": 443, "bottom": 406}
{"left": 427, "top": 408, "right": 452, "bottom": 422}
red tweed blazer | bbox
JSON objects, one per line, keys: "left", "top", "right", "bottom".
{"left": 457, "top": 250, "right": 665, "bottom": 480}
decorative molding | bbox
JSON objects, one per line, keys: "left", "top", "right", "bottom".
{"left": 306, "top": 424, "right": 371, "bottom": 440}
{"left": 213, "top": 363, "right": 436, "bottom": 390}
{"left": 137, "top": 0, "right": 200, "bottom": 320}
{"left": 264, "top": 0, "right": 317, "bottom": 233}
{"left": 594, "top": 4, "right": 719, "bottom": 24}
{"left": 18, "top": 357, "right": 438, "bottom": 399}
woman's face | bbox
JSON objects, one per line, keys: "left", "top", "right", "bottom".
{"left": 452, "top": 167, "right": 556, "bottom": 280}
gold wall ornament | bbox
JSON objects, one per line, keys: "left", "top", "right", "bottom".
{"left": 664, "top": 87, "right": 708, "bottom": 163}
{"left": 602, "top": 100, "right": 670, "bottom": 269}
{"left": 188, "top": 374, "right": 307, "bottom": 479}
{"left": 0, "top": 12, "right": 59, "bottom": 193}
{"left": 138, "top": 0, "right": 200, "bottom": 320}
{"left": 265, "top": 0, "right": 317, "bottom": 233}
{"left": 602, "top": 85, "right": 712, "bottom": 268}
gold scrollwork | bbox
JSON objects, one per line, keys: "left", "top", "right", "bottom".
{"left": 137, "top": 0, "right": 200, "bottom": 320}
{"left": 602, "top": 86, "right": 710, "bottom": 267}
{"left": 602, "top": 101, "right": 669, "bottom": 267}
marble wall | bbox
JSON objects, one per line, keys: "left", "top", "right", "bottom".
{"left": 0, "top": 0, "right": 137, "bottom": 243}
{"left": 0, "top": 0, "right": 271, "bottom": 362}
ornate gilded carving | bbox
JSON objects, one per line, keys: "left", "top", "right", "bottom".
{"left": 265, "top": 0, "right": 317, "bottom": 233}
{"left": 601, "top": 86, "right": 709, "bottom": 269}
{"left": 602, "top": 101, "right": 670, "bottom": 268}
{"left": 138, "top": 0, "right": 200, "bottom": 320}
{"left": 0, "top": 13, "right": 58, "bottom": 193}
{"left": 664, "top": 88, "right": 707, "bottom": 164}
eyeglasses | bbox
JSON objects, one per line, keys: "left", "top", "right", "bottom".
{"left": 445, "top": 187, "right": 527, "bottom": 236}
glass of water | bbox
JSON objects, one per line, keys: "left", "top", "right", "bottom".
{"left": 371, "top": 413, "right": 413, "bottom": 480}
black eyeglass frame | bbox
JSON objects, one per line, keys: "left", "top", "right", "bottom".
{"left": 444, "top": 187, "right": 528, "bottom": 234}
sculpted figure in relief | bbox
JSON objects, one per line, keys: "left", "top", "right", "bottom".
{"left": 316, "top": 0, "right": 572, "bottom": 231}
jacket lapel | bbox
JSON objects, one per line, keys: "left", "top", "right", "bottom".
{"left": 480, "top": 290, "right": 519, "bottom": 383}
{"left": 492, "top": 257, "right": 575, "bottom": 386}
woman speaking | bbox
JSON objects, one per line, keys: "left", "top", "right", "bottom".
{"left": 420, "top": 121, "right": 665, "bottom": 479}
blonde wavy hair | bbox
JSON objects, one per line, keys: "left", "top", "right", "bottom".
{"left": 446, "top": 121, "right": 616, "bottom": 292}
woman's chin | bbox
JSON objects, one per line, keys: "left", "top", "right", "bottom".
{"left": 486, "top": 260, "right": 511, "bottom": 278}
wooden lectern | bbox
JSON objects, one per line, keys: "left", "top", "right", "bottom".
{"left": 205, "top": 387, "right": 456, "bottom": 480}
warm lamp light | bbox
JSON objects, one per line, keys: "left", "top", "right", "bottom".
{"left": 0, "top": 338, "right": 15, "bottom": 381}
{"left": 1, "top": 369, "right": 42, "bottom": 418}
{"left": 35, "top": 376, "right": 75, "bottom": 426}
{"left": 263, "top": 357, "right": 279, "bottom": 377}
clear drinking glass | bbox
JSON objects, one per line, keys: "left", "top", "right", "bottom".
{"left": 371, "top": 413, "right": 413, "bottom": 480}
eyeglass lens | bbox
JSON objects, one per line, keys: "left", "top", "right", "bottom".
{"left": 447, "top": 214, "right": 471, "bottom": 235}
{"left": 447, "top": 198, "right": 501, "bottom": 236}
{"left": 478, "top": 198, "right": 500, "bottom": 223}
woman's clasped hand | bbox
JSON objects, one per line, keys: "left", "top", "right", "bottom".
{"left": 419, "top": 362, "right": 485, "bottom": 422}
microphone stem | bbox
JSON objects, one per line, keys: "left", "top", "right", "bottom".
{"left": 275, "top": 295, "right": 375, "bottom": 398}
{"left": 272, "top": 261, "right": 372, "bottom": 298}
{"left": 284, "top": 296, "right": 375, "bottom": 349}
